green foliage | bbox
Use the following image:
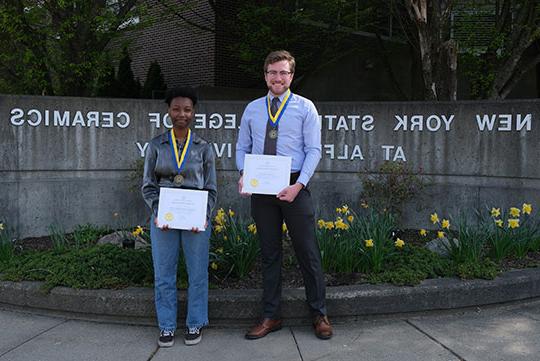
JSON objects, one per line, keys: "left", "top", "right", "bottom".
{"left": 350, "top": 209, "right": 397, "bottom": 273}
{"left": 455, "top": 259, "right": 499, "bottom": 280}
{"left": 1, "top": 244, "right": 154, "bottom": 291}
{"left": 0, "top": 1, "right": 144, "bottom": 96}
{"left": 318, "top": 207, "right": 397, "bottom": 273}
{"left": 48, "top": 224, "right": 69, "bottom": 251}
{"left": 116, "top": 47, "right": 141, "bottom": 98}
{"left": 95, "top": 61, "right": 118, "bottom": 97}
{"left": 443, "top": 214, "right": 486, "bottom": 264}
{"left": 485, "top": 206, "right": 540, "bottom": 260}
{"left": 72, "top": 224, "right": 111, "bottom": 248}
{"left": 318, "top": 225, "right": 362, "bottom": 273}
{"left": 230, "top": 1, "right": 376, "bottom": 82}
{"left": 452, "top": 1, "right": 540, "bottom": 99}
{"left": 360, "top": 161, "right": 425, "bottom": 217}
{"left": 0, "top": 222, "right": 14, "bottom": 265}
{"left": 426, "top": 204, "right": 539, "bottom": 265}
{"left": 367, "top": 246, "right": 452, "bottom": 286}
{"left": 210, "top": 209, "right": 260, "bottom": 279}
{"left": 141, "top": 61, "right": 167, "bottom": 99}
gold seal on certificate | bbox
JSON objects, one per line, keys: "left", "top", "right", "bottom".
{"left": 164, "top": 212, "right": 174, "bottom": 221}
{"left": 173, "top": 174, "right": 184, "bottom": 185}
{"left": 268, "top": 128, "right": 278, "bottom": 139}
{"left": 250, "top": 178, "right": 259, "bottom": 187}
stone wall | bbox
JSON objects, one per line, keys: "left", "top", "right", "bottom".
{"left": 1, "top": 94, "right": 538, "bottom": 237}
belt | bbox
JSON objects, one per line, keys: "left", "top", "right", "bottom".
{"left": 289, "top": 172, "right": 300, "bottom": 185}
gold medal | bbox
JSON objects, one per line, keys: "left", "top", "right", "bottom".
{"left": 269, "top": 129, "right": 278, "bottom": 139}
{"left": 174, "top": 174, "right": 184, "bottom": 185}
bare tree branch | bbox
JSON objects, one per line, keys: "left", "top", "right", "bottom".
{"left": 155, "top": 0, "right": 215, "bottom": 33}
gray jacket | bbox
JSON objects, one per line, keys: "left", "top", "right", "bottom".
{"left": 141, "top": 131, "right": 217, "bottom": 222}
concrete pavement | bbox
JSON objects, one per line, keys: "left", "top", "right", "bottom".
{"left": 2, "top": 298, "right": 540, "bottom": 361}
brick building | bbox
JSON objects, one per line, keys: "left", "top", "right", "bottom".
{"left": 125, "top": 0, "right": 261, "bottom": 99}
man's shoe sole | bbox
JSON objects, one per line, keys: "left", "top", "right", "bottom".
{"left": 245, "top": 325, "right": 282, "bottom": 340}
{"left": 315, "top": 332, "right": 332, "bottom": 340}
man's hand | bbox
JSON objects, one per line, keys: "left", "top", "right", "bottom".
{"left": 238, "top": 175, "right": 252, "bottom": 197}
{"left": 277, "top": 183, "right": 303, "bottom": 203}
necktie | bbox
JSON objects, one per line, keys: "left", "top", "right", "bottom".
{"left": 263, "top": 97, "right": 280, "bottom": 155}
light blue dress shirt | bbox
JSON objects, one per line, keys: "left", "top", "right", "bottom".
{"left": 236, "top": 91, "right": 322, "bottom": 186}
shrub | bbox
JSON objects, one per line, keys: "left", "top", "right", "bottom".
{"left": 360, "top": 161, "right": 425, "bottom": 217}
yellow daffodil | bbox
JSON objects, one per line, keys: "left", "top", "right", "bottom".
{"left": 364, "top": 239, "right": 374, "bottom": 248}
{"left": 508, "top": 218, "right": 520, "bottom": 229}
{"left": 228, "top": 209, "right": 235, "bottom": 217}
{"left": 419, "top": 229, "right": 427, "bottom": 237}
{"left": 325, "top": 221, "right": 334, "bottom": 230}
{"left": 214, "top": 225, "right": 223, "bottom": 233}
{"left": 430, "top": 213, "right": 440, "bottom": 224}
{"left": 361, "top": 201, "right": 369, "bottom": 209}
{"left": 236, "top": 235, "right": 241, "bottom": 241}
{"left": 491, "top": 207, "right": 501, "bottom": 218}
{"left": 334, "top": 217, "right": 349, "bottom": 230}
{"left": 336, "top": 207, "right": 342, "bottom": 214}
{"left": 347, "top": 215, "right": 354, "bottom": 222}
{"left": 211, "top": 262, "right": 218, "bottom": 270}
{"left": 509, "top": 207, "right": 521, "bottom": 217}
{"left": 317, "top": 219, "right": 326, "bottom": 229}
{"left": 523, "top": 203, "right": 532, "bottom": 215}
{"left": 282, "top": 223, "right": 288, "bottom": 233}
{"left": 216, "top": 247, "right": 224, "bottom": 254}
{"left": 341, "top": 205, "right": 349, "bottom": 214}
{"left": 441, "top": 219, "right": 450, "bottom": 229}
{"left": 0, "top": 223, "right": 5, "bottom": 231}
{"left": 495, "top": 219, "right": 503, "bottom": 228}
{"left": 394, "top": 238, "right": 405, "bottom": 248}
{"left": 437, "top": 231, "right": 445, "bottom": 239}
{"left": 248, "top": 223, "right": 257, "bottom": 234}
{"left": 214, "top": 208, "right": 227, "bottom": 226}
{"left": 223, "top": 235, "right": 228, "bottom": 240}
{"left": 132, "top": 225, "right": 144, "bottom": 237}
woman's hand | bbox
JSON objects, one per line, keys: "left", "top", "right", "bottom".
{"left": 154, "top": 217, "right": 170, "bottom": 231}
{"left": 190, "top": 220, "right": 208, "bottom": 233}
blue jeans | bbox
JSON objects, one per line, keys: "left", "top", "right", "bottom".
{"left": 151, "top": 218, "right": 210, "bottom": 332}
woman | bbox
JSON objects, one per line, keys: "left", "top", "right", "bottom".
{"left": 142, "top": 87, "right": 217, "bottom": 347}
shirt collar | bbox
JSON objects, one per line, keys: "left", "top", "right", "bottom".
{"left": 267, "top": 89, "right": 291, "bottom": 103}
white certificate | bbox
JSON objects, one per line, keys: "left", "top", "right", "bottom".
{"left": 157, "top": 188, "right": 208, "bottom": 230}
{"left": 242, "top": 154, "right": 292, "bottom": 195}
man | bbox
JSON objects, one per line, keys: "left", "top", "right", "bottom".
{"left": 236, "top": 50, "right": 332, "bottom": 340}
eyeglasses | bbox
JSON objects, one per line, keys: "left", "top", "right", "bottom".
{"left": 265, "top": 70, "right": 293, "bottom": 76}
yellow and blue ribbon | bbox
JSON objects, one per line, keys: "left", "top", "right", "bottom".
{"left": 169, "top": 128, "right": 192, "bottom": 173}
{"left": 267, "top": 88, "right": 292, "bottom": 128}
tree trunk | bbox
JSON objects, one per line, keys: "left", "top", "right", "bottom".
{"left": 537, "top": 62, "right": 540, "bottom": 98}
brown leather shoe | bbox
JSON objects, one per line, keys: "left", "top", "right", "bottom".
{"left": 313, "top": 315, "right": 333, "bottom": 340}
{"left": 245, "top": 318, "right": 282, "bottom": 340}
